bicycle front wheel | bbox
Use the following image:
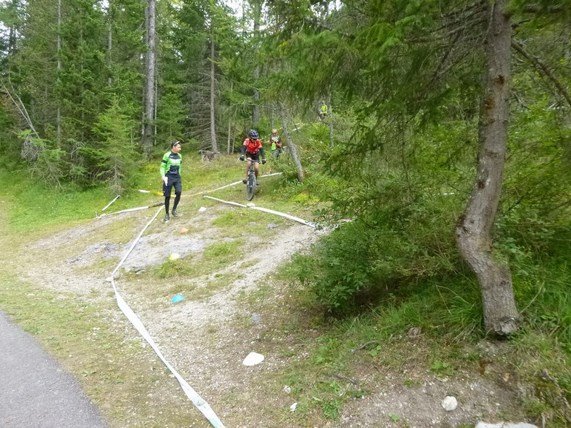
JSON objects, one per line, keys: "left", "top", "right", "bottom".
{"left": 246, "top": 174, "right": 256, "bottom": 201}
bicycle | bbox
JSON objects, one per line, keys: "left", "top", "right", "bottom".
{"left": 245, "top": 159, "right": 258, "bottom": 201}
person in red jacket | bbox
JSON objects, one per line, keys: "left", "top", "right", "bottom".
{"left": 240, "top": 129, "right": 266, "bottom": 183}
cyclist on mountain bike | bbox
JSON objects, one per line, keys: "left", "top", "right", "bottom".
{"left": 240, "top": 129, "right": 266, "bottom": 184}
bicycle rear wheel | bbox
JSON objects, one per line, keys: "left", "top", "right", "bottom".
{"left": 246, "top": 173, "right": 256, "bottom": 201}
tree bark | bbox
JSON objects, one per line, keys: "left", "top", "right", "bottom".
{"left": 209, "top": 25, "right": 219, "bottom": 153}
{"left": 251, "top": 0, "right": 261, "bottom": 127}
{"left": 56, "top": 0, "right": 62, "bottom": 145}
{"left": 326, "top": 92, "right": 334, "bottom": 148}
{"left": 278, "top": 105, "right": 304, "bottom": 182}
{"left": 142, "top": 0, "right": 156, "bottom": 157}
{"left": 456, "top": 0, "right": 519, "bottom": 337}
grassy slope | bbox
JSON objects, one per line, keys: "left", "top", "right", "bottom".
{"left": 0, "top": 167, "right": 205, "bottom": 426}
{"left": 0, "top": 156, "right": 568, "bottom": 426}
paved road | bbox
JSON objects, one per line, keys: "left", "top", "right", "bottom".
{"left": 0, "top": 311, "right": 107, "bottom": 428}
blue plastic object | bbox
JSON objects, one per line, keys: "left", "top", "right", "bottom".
{"left": 171, "top": 294, "right": 185, "bottom": 304}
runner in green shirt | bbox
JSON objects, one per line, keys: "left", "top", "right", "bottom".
{"left": 160, "top": 141, "right": 182, "bottom": 223}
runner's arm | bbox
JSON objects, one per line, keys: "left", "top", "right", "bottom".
{"left": 160, "top": 153, "right": 169, "bottom": 178}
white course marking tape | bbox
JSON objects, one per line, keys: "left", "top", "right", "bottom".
{"left": 187, "top": 180, "right": 243, "bottom": 197}
{"left": 203, "top": 195, "right": 315, "bottom": 228}
{"left": 188, "top": 172, "right": 283, "bottom": 197}
{"left": 101, "top": 194, "right": 120, "bottom": 212}
{"left": 109, "top": 206, "right": 225, "bottom": 428}
{"left": 258, "top": 172, "right": 283, "bottom": 178}
{"left": 250, "top": 206, "right": 316, "bottom": 228}
{"left": 203, "top": 195, "right": 247, "bottom": 208}
{"left": 96, "top": 203, "right": 163, "bottom": 219}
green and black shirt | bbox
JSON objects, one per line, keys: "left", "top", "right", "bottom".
{"left": 160, "top": 151, "right": 182, "bottom": 178}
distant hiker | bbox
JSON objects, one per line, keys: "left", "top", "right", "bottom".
{"left": 318, "top": 101, "right": 328, "bottom": 120}
{"left": 269, "top": 128, "right": 283, "bottom": 159}
{"left": 240, "top": 130, "right": 266, "bottom": 183}
{"left": 160, "top": 140, "right": 182, "bottom": 223}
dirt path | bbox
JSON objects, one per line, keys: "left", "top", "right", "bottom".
{"left": 17, "top": 201, "right": 531, "bottom": 427}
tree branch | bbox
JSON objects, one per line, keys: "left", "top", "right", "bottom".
{"left": 512, "top": 39, "right": 571, "bottom": 108}
{"left": 0, "top": 81, "right": 40, "bottom": 137}
{"left": 520, "top": 4, "right": 563, "bottom": 14}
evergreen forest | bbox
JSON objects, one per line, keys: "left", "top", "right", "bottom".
{"left": 0, "top": 0, "right": 569, "bottom": 426}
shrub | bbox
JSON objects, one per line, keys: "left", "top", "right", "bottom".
{"left": 294, "top": 214, "right": 460, "bottom": 314}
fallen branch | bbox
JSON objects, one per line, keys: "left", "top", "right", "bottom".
{"left": 331, "top": 373, "right": 359, "bottom": 386}
{"left": 1, "top": 81, "right": 40, "bottom": 137}
{"left": 353, "top": 340, "right": 380, "bottom": 352}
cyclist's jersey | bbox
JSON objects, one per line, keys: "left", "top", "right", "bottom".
{"left": 160, "top": 151, "right": 182, "bottom": 177}
{"left": 243, "top": 138, "right": 263, "bottom": 155}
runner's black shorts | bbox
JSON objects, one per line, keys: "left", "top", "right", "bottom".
{"left": 163, "top": 175, "right": 182, "bottom": 197}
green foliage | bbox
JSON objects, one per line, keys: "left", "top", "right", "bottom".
{"left": 155, "top": 89, "right": 186, "bottom": 143}
{"left": 25, "top": 135, "right": 67, "bottom": 188}
{"left": 429, "top": 359, "right": 454, "bottom": 376}
{"left": 291, "top": 213, "right": 460, "bottom": 314}
{"left": 203, "top": 240, "right": 242, "bottom": 266}
{"left": 156, "top": 258, "right": 195, "bottom": 279}
{"left": 88, "top": 97, "right": 141, "bottom": 194}
{"left": 0, "top": 173, "right": 108, "bottom": 233}
{"left": 0, "top": 106, "right": 18, "bottom": 157}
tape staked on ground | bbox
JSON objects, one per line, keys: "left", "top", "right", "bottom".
{"left": 187, "top": 172, "right": 283, "bottom": 197}
{"left": 101, "top": 194, "right": 121, "bottom": 212}
{"left": 203, "top": 195, "right": 316, "bottom": 228}
{"left": 109, "top": 206, "right": 225, "bottom": 428}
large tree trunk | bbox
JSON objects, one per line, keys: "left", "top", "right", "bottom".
{"left": 456, "top": 0, "right": 519, "bottom": 337}
{"left": 209, "top": 27, "right": 219, "bottom": 153}
{"left": 251, "top": 0, "right": 261, "bottom": 127}
{"left": 278, "top": 105, "right": 304, "bottom": 182}
{"left": 56, "top": 0, "right": 62, "bottom": 145}
{"left": 141, "top": 0, "right": 156, "bottom": 157}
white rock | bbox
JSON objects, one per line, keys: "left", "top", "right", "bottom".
{"left": 198, "top": 207, "right": 207, "bottom": 212}
{"left": 290, "top": 402, "right": 297, "bottom": 412}
{"left": 169, "top": 253, "right": 180, "bottom": 261}
{"left": 242, "top": 352, "right": 264, "bottom": 366}
{"left": 441, "top": 396, "right": 458, "bottom": 411}
{"left": 283, "top": 385, "right": 292, "bottom": 394}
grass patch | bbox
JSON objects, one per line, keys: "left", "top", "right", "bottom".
{"left": 155, "top": 239, "right": 242, "bottom": 281}
{"left": 212, "top": 210, "right": 255, "bottom": 228}
{"left": 203, "top": 240, "right": 241, "bottom": 263}
{"left": 0, "top": 273, "right": 200, "bottom": 426}
{"left": 263, "top": 246, "right": 570, "bottom": 425}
